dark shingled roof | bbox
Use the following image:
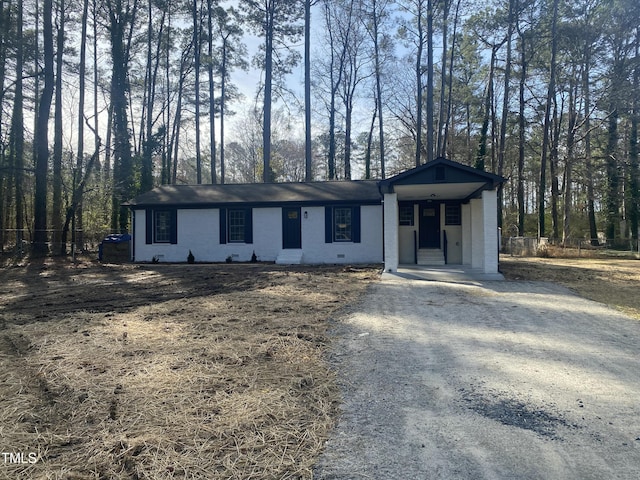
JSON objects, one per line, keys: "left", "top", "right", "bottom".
{"left": 124, "top": 180, "right": 382, "bottom": 208}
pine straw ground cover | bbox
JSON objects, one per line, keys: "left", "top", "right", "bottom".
{"left": 0, "top": 259, "right": 379, "bottom": 479}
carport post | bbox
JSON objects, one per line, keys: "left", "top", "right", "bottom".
{"left": 383, "top": 193, "right": 399, "bottom": 272}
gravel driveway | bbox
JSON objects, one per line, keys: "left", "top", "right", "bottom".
{"left": 314, "top": 271, "right": 640, "bottom": 479}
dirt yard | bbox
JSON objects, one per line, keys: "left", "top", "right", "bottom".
{"left": 499, "top": 254, "right": 640, "bottom": 320}
{"left": 3, "top": 253, "right": 638, "bottom": 479}
{"left": 0, "top": 258, "right": 378, "bottom": 479}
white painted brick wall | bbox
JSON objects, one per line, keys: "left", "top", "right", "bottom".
{"left": 461, "top": 203, "right": 472, "bottom": 265}
{"left": 482, "top": 189, "right": 499, "bottom": 273}
{"left": 470, "top": 197, "right": 484, "bottom": 270}
{"left": 133, "top": 205, "right": 383, "bottom": 264}
{"left": 300, "top": 205, "right": 383, "bottom": 264}
{"left": 383, "top": 193, "right": 399, "bottom": 272}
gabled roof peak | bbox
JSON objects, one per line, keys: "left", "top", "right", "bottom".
{"left": 381, "top": 157, "right": 504, "bottom": 187}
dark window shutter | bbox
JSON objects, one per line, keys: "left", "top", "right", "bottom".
{"left": 219, "top": 208, "right": 227, "bottom": 244}
{"left": 325, "top": 207, "right": 333, "bottom": 243}
{"left": 169, "top": 209, "right": 178, "bottom": 244}
{"left": 145, "top": 209, "right": 153, "bottom": 244}
{"left": 352, "top": 206, "right": 361, "bottom": 243}
{"left": 244, "top": 208, "right": 253, "bottom": 244}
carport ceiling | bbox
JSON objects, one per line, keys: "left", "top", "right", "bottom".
{"left": 393, "top": 182, "right": 487, "bottom": 201}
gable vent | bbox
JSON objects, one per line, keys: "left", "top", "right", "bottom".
{"left": 435, "top": 166, "right": 446, "bottom": 181}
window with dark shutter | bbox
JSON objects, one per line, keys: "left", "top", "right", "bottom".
{"left": 219, "top": 208, "right": 227, "bottom": 244}
{"left": 222, "top": 208, "right": 252, "bottom": 243}
{"left": 154, "top": 210, "right": 172, "bottom": 243}
{"left": 352, "top": 206, "right": 361, "bottom": 243}
{"left": 324, "top": 206, "right": 361, "bottom": 243}
{"left": 244, "top": 208, "right": 253, "bottom": 244}
{"left": 334, "top": 207, "right": 352, "bottom": 242}
{"left": 228, "top": 209, "right": 245, "bottom": 242}
{"left": 325, "top": 207, "right": 333, "bottom": 243}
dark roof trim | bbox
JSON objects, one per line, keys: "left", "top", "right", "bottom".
{"left": 128, "top": 199, "right": 382, "bottom": 210}
{"left": 379, "top": 157, "right": 505, "bottom": 193}
{"left": 464, "top": 183, "right": 496, "bottom": 201}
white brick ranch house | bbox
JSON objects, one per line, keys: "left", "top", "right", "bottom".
{"left": 124, "top": 157, "right": 504, "bottom": 274}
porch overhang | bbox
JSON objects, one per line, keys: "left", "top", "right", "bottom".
{"left": 379, "top": 157, "right": 505, "bottom": 200}
{"left": 380, "top": 157, "right": 505, "bottom": 275}
{"left": 390, "top": 182, "right": 488, "bottom": 201}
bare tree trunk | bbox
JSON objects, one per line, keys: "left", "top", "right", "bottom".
{"left": 62, "top": 137, "right": 101, "bottom": 250}
{"left": 415, "top": 0, "right": 425, "bottom": 167}
{"left": 193, "top": 0, "right": 202, "bottom": 184}
{"left": 34, "top": 0, "right": 55, "bottom": 252}
{"left": 436, "top": 0, "right": 450, "bottom": 158}
{"left": 163, "top": 4, "right": 171, "bottom": 185}
{"left": 171, "top": 78, "right": 184, "bottom": 185}
{"left": 465, "top": 102, "right": 471, "bottom": 164}
{"left": 497, "top": 0, "right": 514, "bottom": 230}
{"left": 74, "top": 0, "right": 89, "bottom": 252}
{"left": 262, "top": 1, "right": 275, "bottom": 182}
{"left": 33, "top": 0, "right": 39, "bottom": 168}
{"left": 344, "top": 93, "right": 352, "bottom": 180}
{"left": 628, "top": 31, "right": 639, "bottom": 242}
{"left": 208, "top": 0, "right": 217, "bottom": 184}
{"left": 550, "top": 96, "right": 561, "bottom": 240}
{"left": 324, "top": 0, "right": 348, "bottom": 179}
{"left": 304, "top": 0, "right": 312, "bottom": 181}
{"left": 517, "top": 18, "right": 526, "bottom": 236}
{"left": 170, "top": 49, "right": 193, "bottom": 185}
{"left": 443, "top": 0, "right": 461, "bottom": 159}
{"left": 220, "top": 40, "right": 227, "bottom": 184}
{"left": 92, "top": 0, "right": 100, "bottom": 156}
{"left": 108, "top": 0, "right": 138, "bottom": 233}
{"left": 52, "top": 0, "right": 66, "bottom": 253}
{"left": 140, "top": 0, "right": 154, "bottom": 192}
{"left": 604, "top": 52, "right": 626, "bottom": 242}
{"left": 604, "top": 106, "right": 620, "bottom": 241}
{"left": 425, "top": 0, "right": 434, "bottom": 162}
{"left": 538, "top": 0, "right": 558, "bottom": 239}
{"left": 0, "top": 0, "right": 6, "bottom": 251}
{"left": 11, "top": 0, "right": 25, "bottom": 250}
{"left": 563, "top": 74, "right": 578, "bottom": 245}
{"left": 476, "top": 45, "right": 497, "bottom": 171}
{"left": 365, "top": 100, "right": 377, "bottom": 179}
{"left": 369, "top": 0, "right": 386, "bottom": 178}
{"left": 104, "top": 103, "right": 113, "bottom": 181}
{"left": 584, "top": 47, "right": 598, "bottom": 245}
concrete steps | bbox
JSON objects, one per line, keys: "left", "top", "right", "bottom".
{"left": 417, "top": 248, "right": 445, "bottom": 266}
{"left": 276, "top": 249, "right": 303, "bottom": 265}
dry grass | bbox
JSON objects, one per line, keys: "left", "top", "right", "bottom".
{"left": 0, "top": 260, "right": 379, "bottom": 479}
{"left": 500, "top": 253, "right": 640, "bottom": 320}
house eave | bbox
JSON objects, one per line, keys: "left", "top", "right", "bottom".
{"left": 126, "top": 198, "right": 382, "bottom": 210}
